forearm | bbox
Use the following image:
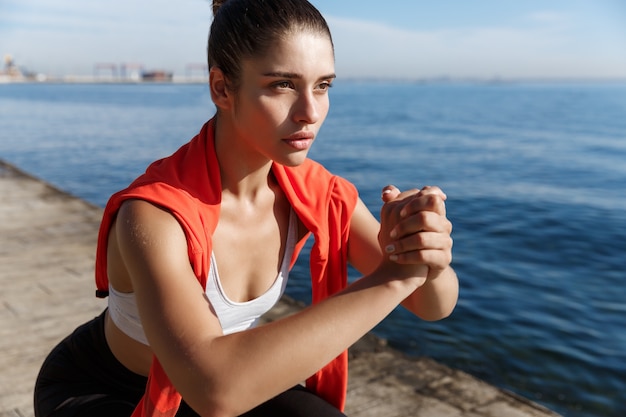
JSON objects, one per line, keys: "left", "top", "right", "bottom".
{"left": 182, "top": 267, "right": 423, "bottom": 416}
{"left": 401, "top": 266, "right": 459, "bottom": 321}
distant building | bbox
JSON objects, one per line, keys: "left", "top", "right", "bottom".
{"left": 1, "top": 55, "right": 25, "bottom": 82}
{"left": 0, "top": 55, "right": 46, "bottom": 83}
{"left": 141, "top": 70, "right": 173, "bottom": 82}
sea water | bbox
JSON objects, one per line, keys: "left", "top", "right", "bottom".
{"left": 1, "top": 81, "right": 625, "bottom": 416}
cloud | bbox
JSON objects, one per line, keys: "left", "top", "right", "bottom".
{"left": 1, "top": 0, "right": 212, "bottom": 75}
{"left": 326, "top": 14, "right": 626, "bottom": 79}
{"left": 2, "top": 1, "right": 625, "bottom": 79}
{"left": 526, "top": 11, "right": 570, "bottom": 24}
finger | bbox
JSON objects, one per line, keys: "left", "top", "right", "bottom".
{"left": 387, "top": 233, "right": 453, "bottom": 267}
{"left": 389, "top": 247, "right": 452, "bottom": 271}
{"left": 400, "top": 192, "right": 447, "bottom": 218}
{"left": 381, "top": 185, "right": 401, "bottom": 202}
{"left": 390, "top": 211, "right": 452, "bottom": 240}
{"left": 418, "top": 186, "right": 447, "bottom": 201}
{"left": 382, "top": 185, "right": 423, "bottom": 203}
{"left": 380, "top": 187, "right": 428, "bottom": 247}
{"left": 389, "top": 229, "right": 453, "bottom": 254}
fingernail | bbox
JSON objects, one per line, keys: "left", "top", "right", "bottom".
{"left": 385, "top": 244, "right": 395, "bottom": 253}
{"left": 389, "top": 254, "right": 398, "bottom": 261}
{"left": 390, "top": 229, "right": 397, "bottom": 239}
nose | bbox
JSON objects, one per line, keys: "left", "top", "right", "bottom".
{"left": 292, "top": 91, "right": 321, "bottom": 125}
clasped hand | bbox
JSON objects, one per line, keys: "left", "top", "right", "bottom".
{"left": 378, "top": 185, "right": 453, "bottom": 284}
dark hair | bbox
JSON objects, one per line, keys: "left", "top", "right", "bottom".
{"left": 208, "top": 0, "right": 333, "bottom": 90}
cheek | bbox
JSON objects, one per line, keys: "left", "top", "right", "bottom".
{"left": 235, "top": 94, "right": 270, "bottom": 123}
{"left": 256, "top": 96, "right": 289, "bottom": 117}
{"left": 318, "top": 96, "right": 330, "bottom": 121}
{"left": 257, "top": 96, "right": 295, "bottom": 123}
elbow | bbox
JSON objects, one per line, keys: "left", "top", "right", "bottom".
{"left": 417, "top": 270, "right": 459, "bottom": 321}
{"left": 405, "top": 289, "right": 459, "bottom": 321}
{"left": 183, "top": 390, "right": 241, "bottom": 417}
{"left": 420, "top": 289, "right": 459, "bottom": 321}
{"left": 183, "top": 380, "right": 252, "bottom": 417}
{"left": 166, "top": 343, "right": 247, "bottom": 416}
{"left": 418, "top": 303, "right": 456, "bottom": 322}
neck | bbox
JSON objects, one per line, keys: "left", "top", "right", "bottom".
{"left": 213, "top": 116, "right": 275, "bottom": 201}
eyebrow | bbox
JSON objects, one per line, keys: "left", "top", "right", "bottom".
{"left": 262, "top": 71, "right": 336, "bottom": 81}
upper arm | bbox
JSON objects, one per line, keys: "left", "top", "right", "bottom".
{"left": 114, "top": 200, "right": 223, "bottom": 393}
{"left": 347, "top": 198, "right": 383, "bottom": 275}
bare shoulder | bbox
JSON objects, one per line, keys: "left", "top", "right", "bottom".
{"left": 107, "top": 199, "right": 179, "bottom": 292}
{"left": 116, "top": 199, "right": 188, "bottom": 247}
{"left": 114, "top": 199, "right": 191, "bottom": 283}
{"left": 117, "top": 199, "right": 181, "bottom": 232}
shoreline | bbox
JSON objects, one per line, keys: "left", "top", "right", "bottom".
{"left": 3, "top": 74, "right": 626, "bottom": 86}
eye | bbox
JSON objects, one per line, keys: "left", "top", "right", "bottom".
{"left": 316, "top": 81, "right": 333, "bottom": 92}
{"left": 273, "top": 81, "right": 294, "bottom": 90}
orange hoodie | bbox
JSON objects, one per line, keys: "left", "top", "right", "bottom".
{"left": 95, "top": 119, "right": 358, "bottom": 415}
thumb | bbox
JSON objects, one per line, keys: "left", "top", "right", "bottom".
{"left": 381, "top": 185, "right": 401, "bottom": 202}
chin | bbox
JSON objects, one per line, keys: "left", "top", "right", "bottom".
{"left": 279, "top": 153, "right": 309, "bottom": 167}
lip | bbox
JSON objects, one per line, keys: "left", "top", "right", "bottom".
{"left": 285, "top": 131, "right": 315, "bottom": 141}
{"left": 283, "top": 131, "right": 315, "bottom": 150}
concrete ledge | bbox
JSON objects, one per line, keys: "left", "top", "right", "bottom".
{"left": 262, "top": 297, "right": 560, "bottom": 417}
{"left": 0, "top": 160, "right": 561, "bottom": 417}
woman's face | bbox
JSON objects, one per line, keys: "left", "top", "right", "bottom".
{"left": 228, "top": 30, "right": 335, "bottom": 167}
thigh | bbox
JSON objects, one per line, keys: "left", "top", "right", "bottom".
{"left": 45, "top": 395, "right": 137, "bottom": 417}
{"left": 171, "top": 386, "right": 346, "bottom": 417}
{"left": 240, "top": 385, "right": 347, "bottom": 417}
{"left": 34, "top": 311, "right": 147, "bottom": 417}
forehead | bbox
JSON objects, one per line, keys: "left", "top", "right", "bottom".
{"left": 244, "top": 31, "right": 335, "bottom": 77}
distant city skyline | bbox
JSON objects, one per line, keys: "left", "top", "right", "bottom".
{"left": 1, "top": 0, "right": 626, "bottom": 80}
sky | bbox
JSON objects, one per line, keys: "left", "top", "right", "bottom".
{"left": 1, "top": 0, "right": 626, "bottom": 80}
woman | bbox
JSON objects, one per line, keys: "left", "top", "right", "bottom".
{"left": 34, "top": 0, "right": 458, "bottom": 416}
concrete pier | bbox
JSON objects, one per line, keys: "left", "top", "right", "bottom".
{"left": 0, "top": 160, "right": 561, "bottom": 417}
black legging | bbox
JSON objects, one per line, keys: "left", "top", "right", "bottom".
{"left": 34, "top": 310, "right": 346, "bottom": 417}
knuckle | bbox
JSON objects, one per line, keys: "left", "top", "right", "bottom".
{"left": 415, "top": 232, "right": 428, "bottom": 248}
{"left": 427, "top": 193, "right": 443, "bottom": 207}
{"left": 416, "top": 210, "right": 429, "bottom": 223}
{"left": 392, "top": 238, "right": 405, "bottom": 253}
{"left": 416, "top": 251, "right": 428, "bottom": 264}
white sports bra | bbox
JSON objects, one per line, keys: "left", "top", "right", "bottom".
{"left": 108, "top": 210, "right": 297, "bottom": 345}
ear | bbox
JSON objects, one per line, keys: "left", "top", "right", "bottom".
{"left": 209, "top": 67, "right": 233, "bottom": 111}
